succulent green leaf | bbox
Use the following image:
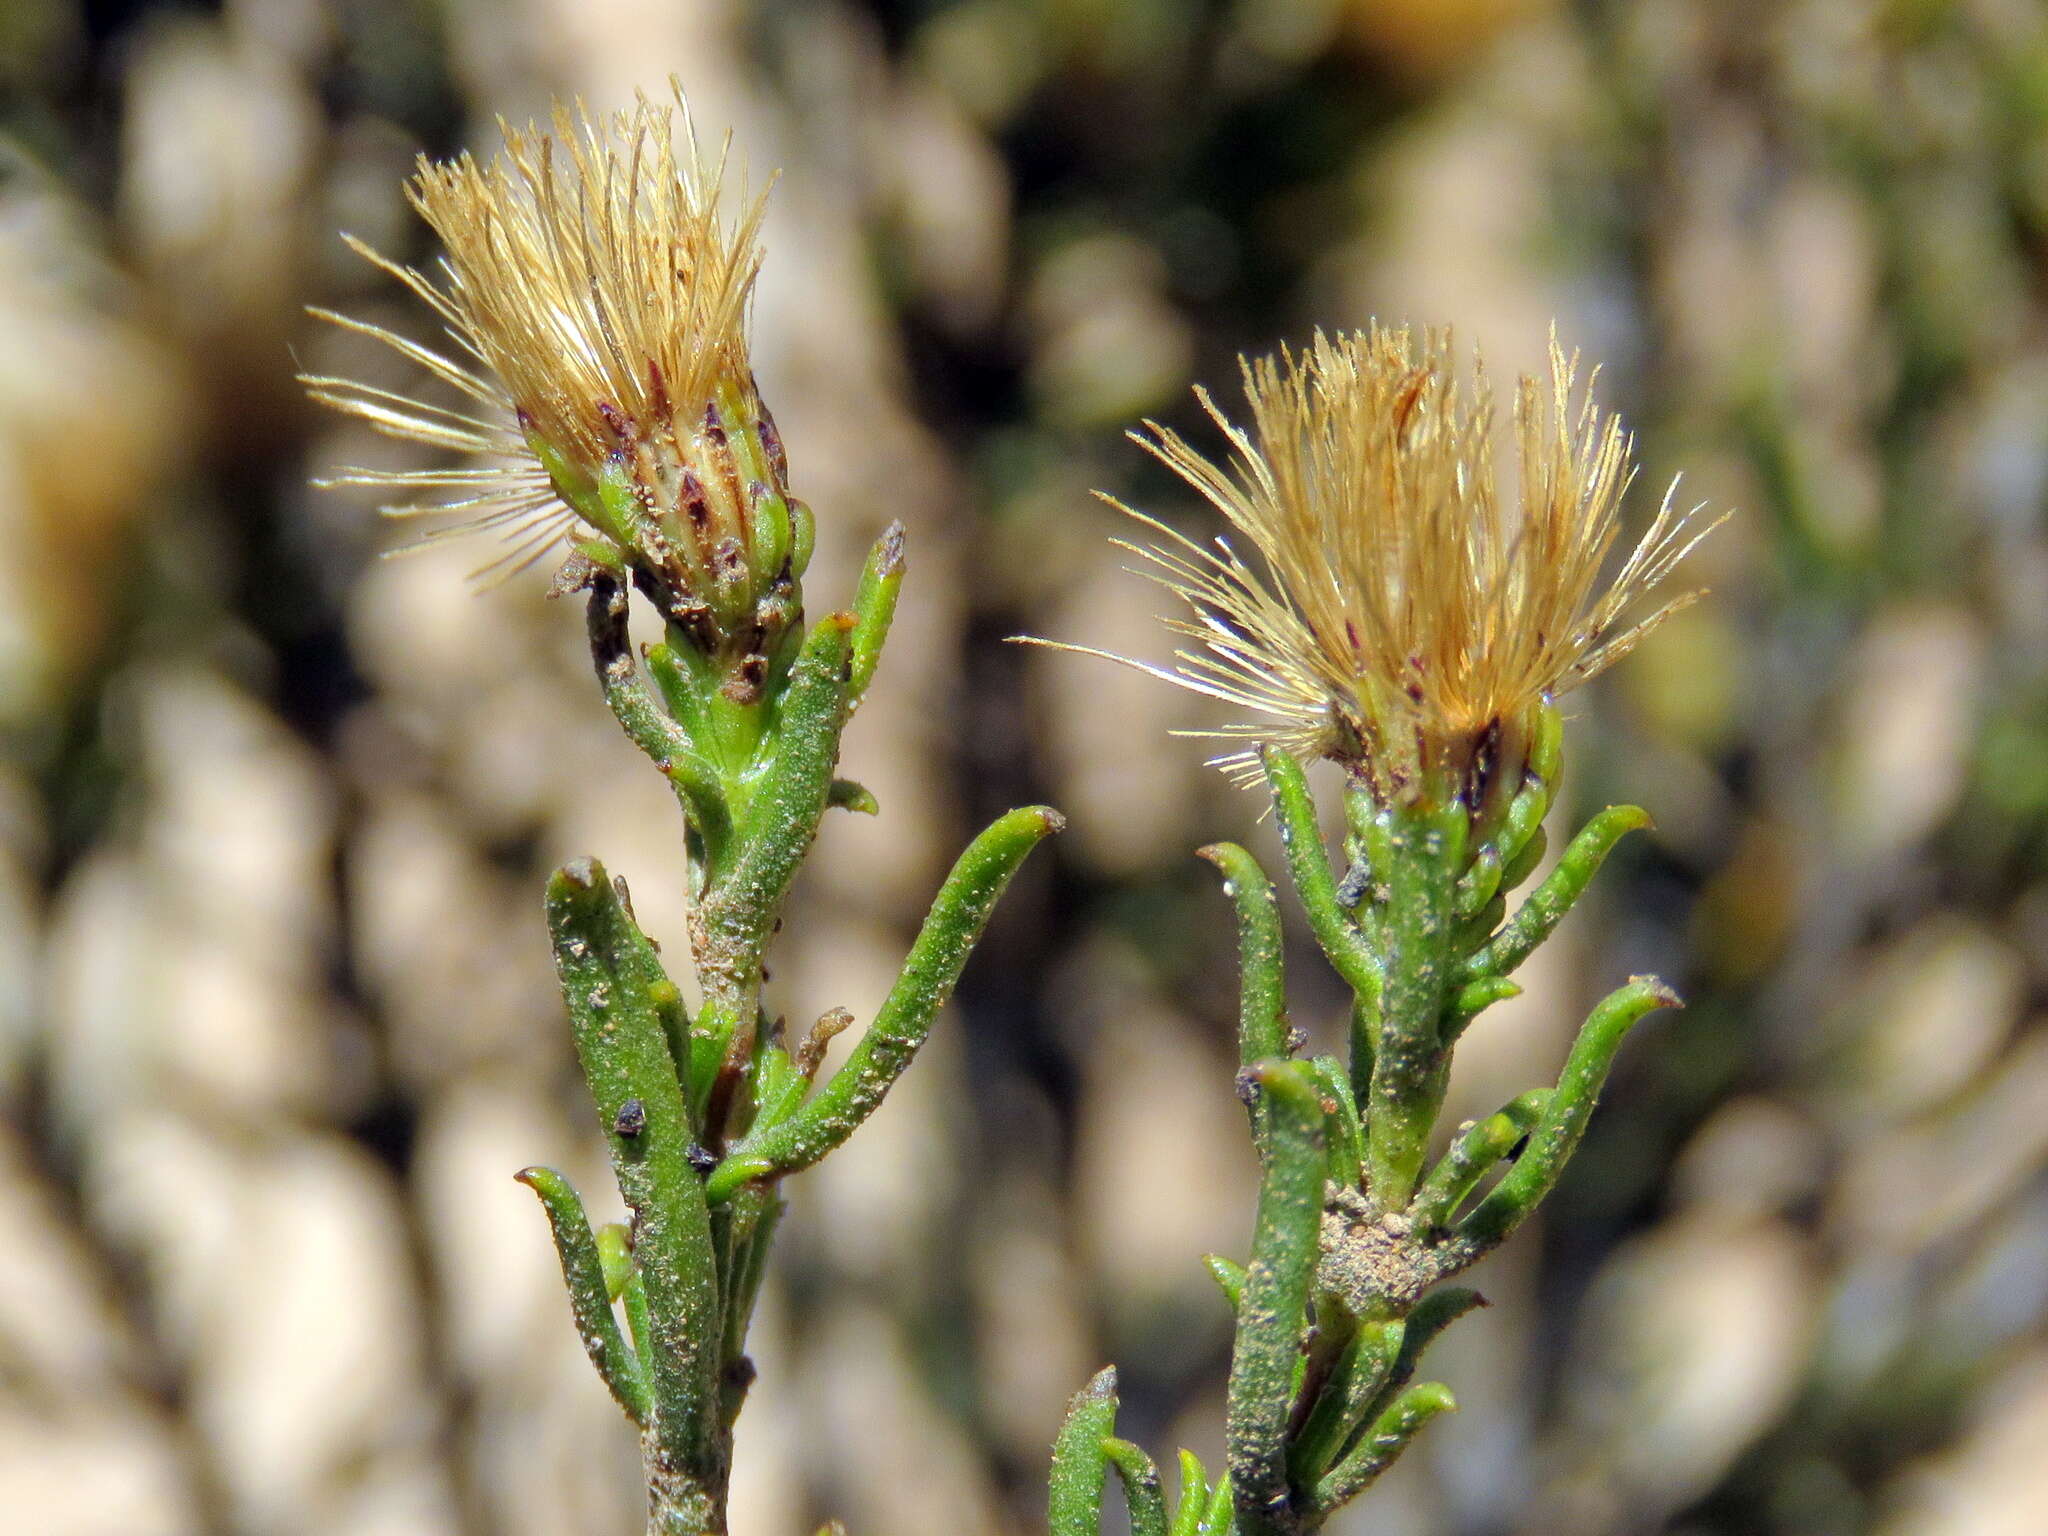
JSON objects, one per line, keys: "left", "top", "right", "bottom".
{"left": 1198, "top": 842, "right": 1291, "bottom": 1070}
{"left": 1226, "top": 1060, "right": 1325, "bottom": 1536}
{"left": 1287, "top": 1315, "right": 1405, "bottom": 1490}
{"left": 1308, "top": 1054, "right": 1364, "bottom": 1189}
{"left": 1204, "top": 1253, "right": 1247, "bottom": 1311}
{"left": 706, "top": 805, "right": 1064, "bottom": 1198}
{"left": 548, "top": 860, "right": 723, "bottom": 1476}
{"left": 1496, "top": 820, "right": 1549, "bottom": 896}
{"left": 848, "top": 521, "right": 905, "bottom": 706}
{"left": 1260, "top": 748, "right": 1382, "bottom": 1011}
{"left": 1457, "top": 977, "right": 1680, "bottom": 1250}
{"left": 1310, "top": 1381, "right": 1457, "bottom": 1512}
{"left": 707, "top": 614, "right": 857, "bottom": 955}
{"left": 1453, "top": 843, "right": 1504, "bottom": 920}
{"left": 827, "top": 778, "right": 880, "bottom": 815}
{"left": 1199, "top": 1474, "right": 1237, "bottom": 1536}
{"left": 1169, "top": 1452, "right": 1212, "bottom": 1536}
{"left": 595, "top": 1221, "right": 635, "bottom": 1302}
{"left": 1049, "top": 1367, "right": 1120, "bottom": 1536}
{"left": 1105, "top": 1437, "right": 1170, "bottom": 1536}
{"left": 1364, "top": 1287, "right": 1484, "bottom": 1428}
{"left": 1444, "top": 975, "right": 1522, "bottom": 1041}
{"left": 1409, "top": 1090, "right": 1549, "bottom": 1231}
{"left": 1461, "top": 806, "right": 1651, "bottom": 981}
{"left": 514, "top": 1166, "right": 651, "bottom": 1425}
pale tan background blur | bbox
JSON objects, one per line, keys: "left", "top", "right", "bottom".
{"left": 4, "top": 1, "right": 2048, "bottom": 1534}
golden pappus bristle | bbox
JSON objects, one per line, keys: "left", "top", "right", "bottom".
{"left": 1056, "top": 325, "right": 1722, "bottom": 796}
{"left": 301, "top": 83, "right": 768, "bottom": 583}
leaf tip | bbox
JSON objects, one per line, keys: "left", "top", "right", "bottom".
{"left": 1077, "top": 1364, "right": 1118, "bottom": 1401}
{"left": 1630, "top": 974, "right": 1684, "bottom": 1011}
{"left": 549, "top": 857, "right": 605, "bottom": 896}
{"left": 877, "top": 519, "right": 906, "bottom": 575}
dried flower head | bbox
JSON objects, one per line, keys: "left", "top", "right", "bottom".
{"left": 1079, "top": 325, "right": 1719, "bottom": 803}
{"left": 303, "top": 85, "right": 808, "bottom": 671}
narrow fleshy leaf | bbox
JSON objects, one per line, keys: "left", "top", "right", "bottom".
{"left": 514, "top": 1166, "right": 651, "bottom": 1425}
{"left": 1310, "top": 1381, "right": 1457, "bottom": 1513}
{"left": 1204, "top": 1254, "right": 1247, "bottom": 1311}
{"left": 1049, "top": 1367, "right": 1119, "bottom": 1536}
{"left": 1199, "top": 1475, "right": 1236, "bottom": 1536}
{"left": 827, "top": 777, "right": 880, "bottom": 815}
{"left": 1457, "top": 977, "right": 1680, "bottom": 1250}
{"left": 1454, "top": 891, "right": 1508, "bottom": 954}
{"left": 585, "top": 579, "right": 730, "bottom": 857}
{"left": 1308, "top": 1054, "right": 1364, "bottom": 1189}
{"left": 1496, "top": 820, "right": 1548, "bottom": 896}
{"left": 1261, "top": 748, "right": 1381, "bottom": 1009}
{"left": 1197, "top": 842, "right": 1290, "bottom": 1069}
{"left": 585, "top": 577, "right": 690, "bottom": 764}
{"left": 594, "top": 1221, "right": 634, "bottom": 1302}
{"left": 1105, "top": 1437, "right": 1170, "bottom": 1536}
{"left": 714, "top": 1184, "right": 780, "bottom": 1429}
{"left": 1369, "top": 1287, "right": 1484, "bottom": 1423}
{"left": 623, "top": 1266, "right": 654, "bottom": 1376}
{"left": 1286, "top": 1316, "right": 1405, "bottom": 1490}
{"left": 645, "top": 974, "right": 694, "bottom": 1096}
{"left": 706, "top": 805, "right": 1064, "bottom": 1198}
{"left": 1461, "top": 805, "right": 1651, "bottom": 980}
{"left": 1444, "top": 975, "right": 1522, "bottom": 1042}
{"left": 705, "top": 614, "right": 857, "bottom": 958}
{"left": 1452, "top": 843, "right": 1503, "bottom": 920}
{"left": 1169, "top": 1452, "right": 1212, "bottom": 1536}
{"left": 848, "top": 521, "right": 906, "bottom": 705}
{"left": 1486, "top": 773, "right": 1551, "bottom": 888}
{"left": 548, "top": 860, "right": 722, "bottom": 1478}
{"left": 1408, "top": 1090, "right": 1549, "bottom": 1231}
{"left": 1226, "top": 1060, "right": 1325, "bottom": 1536}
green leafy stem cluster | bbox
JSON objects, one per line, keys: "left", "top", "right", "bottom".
{"left": 519, "top": 522, "right": 1062, "bottom": 1536}
{"left": 1047, "top": 705, "right": 1679, "bottom": 1536}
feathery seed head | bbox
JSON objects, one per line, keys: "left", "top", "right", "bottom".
{"left": 1096, "top": 324, "right": 1719, "bottom": 809}
{"left": 304, "top": 85, "right": 808, "bottom": 682}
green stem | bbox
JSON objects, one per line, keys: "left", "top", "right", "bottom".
{"left": 1363, "top": 800, "right": 1462, "bottom": 1213}
{"left": 691, "top": 615, "right": 856, "bottom": 1107}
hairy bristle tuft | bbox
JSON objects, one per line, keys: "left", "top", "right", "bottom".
{"left": 302, "top": 82, "right": 767, "bottom": 580}
{"left": 1071, "top": 325, "right": 1723, "bottom": 793}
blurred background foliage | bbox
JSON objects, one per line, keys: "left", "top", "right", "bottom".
{"left": 2, "top": 0, "right": 2047, "bottom": 1533}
